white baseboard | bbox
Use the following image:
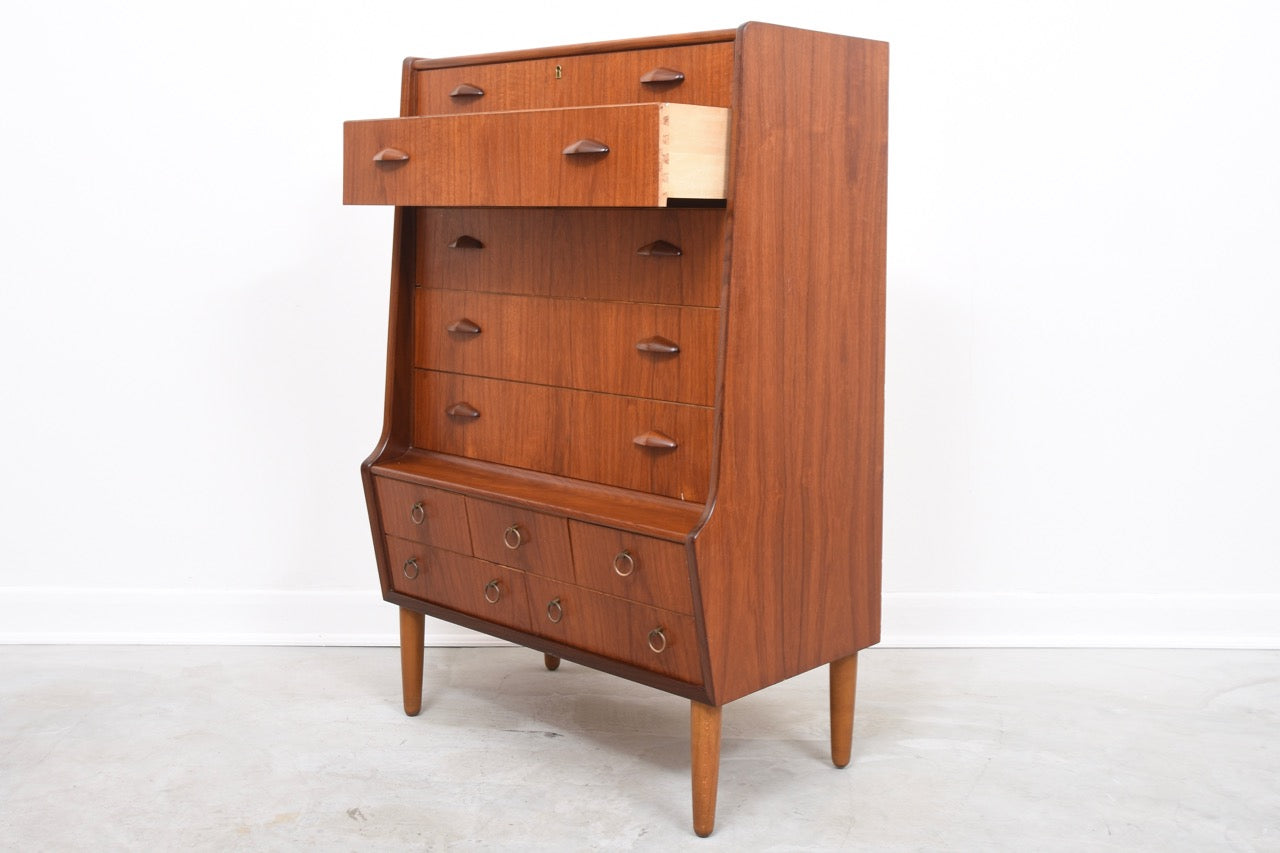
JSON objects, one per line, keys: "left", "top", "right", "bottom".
{"left": 0, "top": 588, "right": 1276, "bottom": 648}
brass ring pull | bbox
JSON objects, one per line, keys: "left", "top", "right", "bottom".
{"left": 647, "top": 627, "right": 667, "bottom": 654}
{"left": 503, "top": 524, "right": 524, "bottom": 550}
{"left": 410, "top": 502, "right": 426, "bottom": 525}
{"left": 484, "top": 579, "right": 501, "bottom": 604}
{"left": 612, "top": 550, "right": 635, "bottom": 577}
{"left": 402, "top": 558, "right": 419, "bottom": 580}
{"left": 546, "top": 597, "right": 563, "bottom": 624}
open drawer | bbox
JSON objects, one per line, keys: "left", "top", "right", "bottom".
{"left": 343, "top": 103, "right": 729, "bottom": 207}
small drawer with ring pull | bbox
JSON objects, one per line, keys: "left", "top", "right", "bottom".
{"left": 373, "top": 476, "right": 471, "bottom": 553}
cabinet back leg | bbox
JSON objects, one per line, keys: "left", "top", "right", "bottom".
{"left": 400, "top": 608, "right": 425, "bottom": 716}
{"left": 544, "top": 653, "right": 561, "bottom": 671}
{"left": 829, "top": 652, "right": 858, "bottom": 768}
{"left": 691, "top": 700, "right": 722, "bottom": 837}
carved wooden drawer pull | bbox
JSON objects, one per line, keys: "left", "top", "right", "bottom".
{"left": 562, "top": 139, "right": 610, "bottom": 155}
{"left": 446, "top": 402, "right": 481, "bottom": 419}
{"left": 636, "top": 335, "right": 680, "bottom": 354}
{"left": 446, "top": 318, "right": 482, "bottom": 335}
{"left": 640, "top": 67, "right": 685, "bottom": 85}
{"left": 448, "top": 235, "right": 484, "bottom": 249}
{"left": 372, "top": 148, "right": 409, "bottom": 162}
{"left": 449, "top": 83, "right": 485, "bottom": 98}
{"left": 633, "top": 430, "right": 678, "bottom": 450}
{"left": 636, "top": 240, "right": 682, "bottom": 257}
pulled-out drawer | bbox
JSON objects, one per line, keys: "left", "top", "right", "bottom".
{"left": 344, "top": 103, "right": 728, "bottom": 207}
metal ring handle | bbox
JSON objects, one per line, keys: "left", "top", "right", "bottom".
{"left": 546, "top": 597, "right": 563, "bottom": 624}
{"left": 409, "top": 502, "right": 426, "bottom": 525}
{"left": 647, "top": 626, "right": 667, "bottom": 654}
{"left": 402, "top": 558, "right": 419, "bottom": 580}
{"left": 612, "top": 549, "right": 635, "bottom": 577}
{"left": 503, "top": 524, "right": 524, "bottom": 550}
{"left": 483, "top": 579, "right": 501, "bottom": 604}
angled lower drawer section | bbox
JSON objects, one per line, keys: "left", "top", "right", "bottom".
{"left": 411, "top": 370, "right": 711, "bottom": 502}
{"left": 524, "top": 576, "right": 701, "bottom": 683}
{"left": 343, "top": 103, "right": 728, "bottom": 207}
{"left": 385, "top": 536, "right": 532, "bottom": 633}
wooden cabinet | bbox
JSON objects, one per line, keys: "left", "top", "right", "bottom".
{"left": 345, "top": 22, "right": 887, "bottom": 837}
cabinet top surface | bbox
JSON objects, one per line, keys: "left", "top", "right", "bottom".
{"left": 406, "top": 22, "right": 886, "bottom": 71}
{"left": 409, "top": 28, "right": 738, "bottom": 70}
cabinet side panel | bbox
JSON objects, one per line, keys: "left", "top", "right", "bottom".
{"left": 695, "top": 24, "right": 887, "bottom": 703}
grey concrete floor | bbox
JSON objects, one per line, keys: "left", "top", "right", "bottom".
{"left": 0, "top": 647, "right": 1276, "bottom": 851}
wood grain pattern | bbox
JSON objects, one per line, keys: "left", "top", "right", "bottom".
{"left": 415, "top": 42, "right": 733, "bottom": 113}
{"left": 412, "top": 370, "right": 712, "bottom": 502}
{"left": 373, "top": 476, "right": 472, "bottom": 553}
{"left": 523, "top": 576, "right": 701, "bottom": 683}
{"left": 344, "top": 104, "right": 728, "bottom": 207}
{"left": 386, "top": 536, "right": 533, "bottom": 633}
{"left": 465, "top": 496, "right": 574, "bottom": 581}
{"left": 691, "top": 23, "right": 888, "bottom": 703}
{"left": 420, "top": 208, "right": 724, "bottom": 308}
{"left": 568, "top": 520, "right": 694, "bottom": 614}
{"left": 411, "top": 30, "right": 736, "bottom": 70}
{"left": 416, "top": 290, "right": 718, "bottom": 405}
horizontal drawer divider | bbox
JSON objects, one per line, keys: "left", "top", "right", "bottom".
{"left": 412, "top": 367, "right": 713, "bottom": 409}
{"left": 371, "top": 449, "right": 704, "bottom": 541}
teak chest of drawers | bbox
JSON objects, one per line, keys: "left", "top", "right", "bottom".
{"left": 343, "top": 22, "right": 887, "bottom": 837}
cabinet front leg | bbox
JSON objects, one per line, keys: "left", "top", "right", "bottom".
{"left": 830, "top": 652, "right": 858, "bottom": 768}
{"left": 399, "top": 607, "right": 425, "bottom": 717}
{"left": 691, "top": 700, "right": 722, "bottom": 837}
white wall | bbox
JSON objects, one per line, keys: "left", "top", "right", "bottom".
{"left": 2, "top": 1, "right": 1277, "bottom": 646}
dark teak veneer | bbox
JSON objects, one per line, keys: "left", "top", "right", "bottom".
{"left": 343, "top": 22, "right": 887, "bottom": 836}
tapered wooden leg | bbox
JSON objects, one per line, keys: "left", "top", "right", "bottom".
{"left": 543, "top": 653, "right": 561, "bottom": 671}
{"left": 399, "top": 607, "right": 425, "bottom": 717}
{"left": 830, "top": 652, "right": 858, "bottom": 768}
{"left": 691, "top": 701, "right": 722, "bottom": 837}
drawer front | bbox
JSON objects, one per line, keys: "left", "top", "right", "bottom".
{"left": 568, "top": 521, "right": 694, "bottom": 614}
{"left": 416, "top": 291, "right": 717, "bottom": 406}
{"left": 373, "top": 476, "right": 471, "bottom": 553}
{"left": 419, "top": 208, "right": 723, "bottom": 308}
{"left": 385, "top": 536, "right": 531, "bottom": 633}
{"left": 343, "top": 103, "right": 728, "bottom": 207}
{"left": 412, "top": 370, "right": 711, "bottom": 502}
{"left": 465, "top": 496, "right": 574, "bottom": 581}
{"left": 414, "top": 42, "right": 733, "bottom": 114}
{"left": 525, "top": 577, "right": 701, "bottom": 683}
